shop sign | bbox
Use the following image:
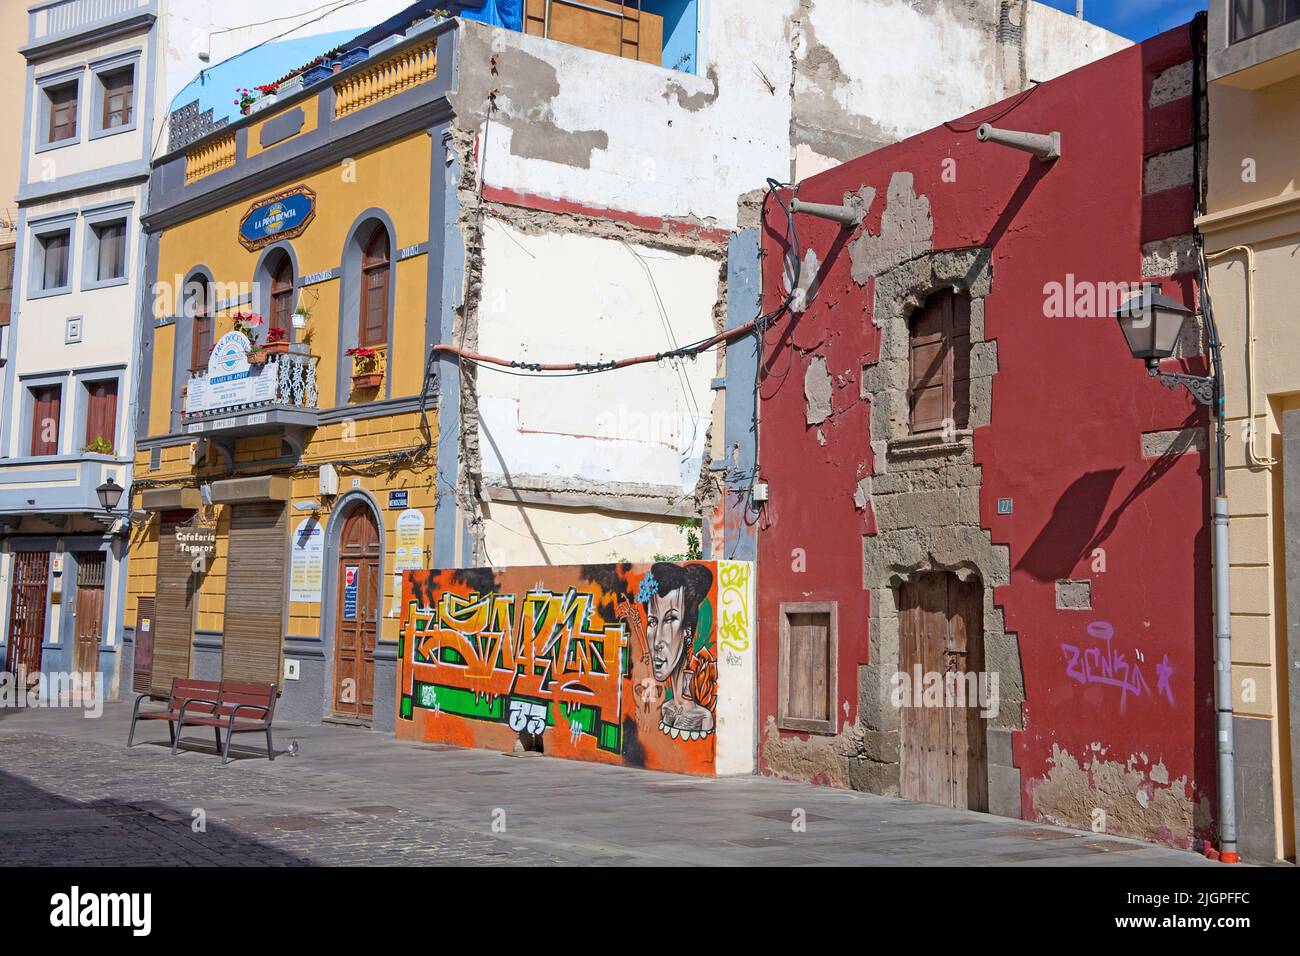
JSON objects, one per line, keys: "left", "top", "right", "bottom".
{"left": 185, "top": 331, "right": 276, "bottom": 415}
{"left": 389, "top": 508, "right": 425, "bottom": 615}
{"left": 238, "top": 185, "right": 317, "bottom": 252}
{"left": 289, "top": 518, "right": 325, "bottom": 603}
{"left": 176, "top": 510, "right": 218, "bottom": 560}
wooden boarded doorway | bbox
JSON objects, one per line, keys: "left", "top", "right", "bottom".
{"left": 220, "top": 502, "right": 288, "bottom": 686}
{"left": 152, "top": 512, "right": 198, "bottom": 695}
{"left": 73, "top": 553, "right": 106, "bottom": 675}
{"left": 332, "top": 505, "right": 380, "bottom": 720}
{"left": 6, "top": 550, "right": 50, "bottom": 682}
{"left": 898, "top": 573, "right": 988, "bottom": 811}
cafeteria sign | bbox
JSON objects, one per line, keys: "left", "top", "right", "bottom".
{"left": 238, "top": 185, "right": 316, "bottom": 251}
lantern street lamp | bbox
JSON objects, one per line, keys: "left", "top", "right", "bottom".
{"left": 96, "top": 476, "right": 124, "bottom": 513}
{"left": 1114, "top": 285, "right": 1215, "bottom": 404}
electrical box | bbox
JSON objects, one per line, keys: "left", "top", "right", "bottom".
{"left": 752, "top": 482, "right": 770, "bottom": 503}
{"left": 319, "top": 463, "right": 339, "bottom": 498}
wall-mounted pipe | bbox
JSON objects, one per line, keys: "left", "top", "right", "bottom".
{"left": 976, "top": 123, "right": 1061, "bottom": 161}
{"left": 790, "top": 198, "right": 864, "bottom": 228}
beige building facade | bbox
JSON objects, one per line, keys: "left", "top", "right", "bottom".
{"left": 1201, "top": 0, "right": 1300, "bottom": 863}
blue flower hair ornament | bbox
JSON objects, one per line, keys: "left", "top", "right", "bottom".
{"left": 637, "top": 572, "right": 659, "bottom": 604}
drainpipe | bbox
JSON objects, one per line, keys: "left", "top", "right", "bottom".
{"left": 1076, "top": 1, "right": 1085, "bottom": 18}
{"left": 1191, "top": 12, "right": 1239, "bottom": 863}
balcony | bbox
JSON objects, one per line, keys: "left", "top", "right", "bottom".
{"left": 0, "top": 454, "right": 126, "bottom": 516}
{"left": 183, "top": 349, "right": 319, "bottom": 444}
{"left": 26, "top": 0, "right": 154, "bottom": 51}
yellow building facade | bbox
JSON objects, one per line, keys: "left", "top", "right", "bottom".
{"left": 125, "top": 23, "right": 460, "bottom": 727}
{"left": 1202, "top": 1, "right": 1300, "bottom": 862}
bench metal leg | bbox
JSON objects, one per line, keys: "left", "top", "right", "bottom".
{"left": 221, "top": 728, "right": 234, "bottom": 765}
{"left": 170, "top": 724, "right": 181, "bottom": 756}
{"left": 127, "top": 695, "right": 146, "bottom": 748}
{"left": 214, "top": 728, "right": 222, "bottom": 754}
{"left": 266, "top": 728, "right": 274, "bottom": 761}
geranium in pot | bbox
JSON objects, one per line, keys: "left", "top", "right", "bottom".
{"left": 347, "top": 346, "right": 382, "bottom": 389}
{"left": 264, "top": 325, "right": 291, "bottom": 356}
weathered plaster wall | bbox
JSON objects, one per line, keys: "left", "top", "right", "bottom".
{"left": 787, "top": 0, "right": 1132, "bottom": 179}
{"left": 756, "top": 25, "right": 1215, "bottom": 849}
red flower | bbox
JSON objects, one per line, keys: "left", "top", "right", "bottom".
{"left": 266, "top": 326, "right": 288, "bottom": 343}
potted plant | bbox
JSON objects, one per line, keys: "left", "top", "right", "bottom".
{"left": 264, "top": 325, "right": 291, "bottom": 356}
{"left": 235, "top": 88, "right": 257, "bottom": 115}
{"left": 347, "top": 346, "right": 382, "bottom": 389}
{"left": 292, "top": 305, "right": 310, "bottom": 330}
{"left": 250, "top": 83, "right": 280, "bottom": 113}
{"left": 231, "top": 311, "right": 263, "bottom": 340}
{"left": 247, "top": 345, "right": 268, "bottom": 365}
{"left": 84, "top": 435, "right": 114, "bottom": 455}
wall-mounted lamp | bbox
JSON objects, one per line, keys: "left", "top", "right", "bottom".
{"left": 976, "top": 123, "right": 1061, "bottom": 161}
{"left": 96, "top": 477, "right": 124, "bottom": 512}
{"left": 1114, "top": 286, "right": 1214, "bottom": 404}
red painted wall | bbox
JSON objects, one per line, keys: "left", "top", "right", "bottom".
{"left": 756, "top": 26, "right": 1215, "bottom": 846}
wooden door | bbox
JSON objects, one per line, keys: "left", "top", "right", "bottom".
{"left": 73, "top": 553, "right": 106, "bottom": 675}
{"left": 133, "top": 596, "right": 156, "bottom": 695}
{"left": 152, "top": 511, "right": 197, "bottom": 695}
{"left": 6, "top": 551, "right": 49, "bottom": 681}
{"left": 333, "top": 506, "right": 380, "bottom": 720}
{"left": 221, "top": 503, "right": 287, "bottom": 686}
{"left": 898, "top": 574, "right": 988, "bottom": 811}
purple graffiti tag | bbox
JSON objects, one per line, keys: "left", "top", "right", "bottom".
{"left": 1059, "top": 621, "right": 1169, "bottom": 714}
{"left": 1156, "top": 654, "right": 1175, "bottom": 705}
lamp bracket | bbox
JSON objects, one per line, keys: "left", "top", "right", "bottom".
{"left": 1150, "top": 367, "right": 1215, "bottom": 405}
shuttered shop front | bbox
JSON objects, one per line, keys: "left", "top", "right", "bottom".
{"left": 151, "top": 512, "right": 197, "bottom": 695}
{"left": 221, "top": 502, "right": 287, "bottom": 685}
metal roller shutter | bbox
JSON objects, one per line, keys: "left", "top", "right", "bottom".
{"left": 220, "top": 502, "right": 287, "bottom": 686}
{"left": 152, "top": 512, "right": 197, "bottom": 695}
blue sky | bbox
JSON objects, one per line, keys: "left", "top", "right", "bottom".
{"left": 1038, "top": 0, "right": 1208, "bottom": 40}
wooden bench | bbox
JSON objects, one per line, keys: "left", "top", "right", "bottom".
{"left": 128, "top": 678, "right": 220, "bottom": 750}
{"left": 173, "top": 681, "right": 278, "bottom": 765}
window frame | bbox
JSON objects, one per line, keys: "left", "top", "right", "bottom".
{"left": 268, "top": 252, "right": 295, "bottom": 336}
{"left": 359, "top": 226, "right": 390, "bottom": 348}
{"left": 78, "top": 374, "right": 122, "bottom": 456}
{"left": 0, "top": 244, "right": 15, "bottom": 327}
{"left": 81, "top": 204, "right": 133, "bottom": 290}
{"left": 776, "top": 601, "right": 838, "bottom": 736}
{"left": 28, "top": 215, "right": 77, "bottom": 299}
{"left": 35, "top": 67, "right": 83, "bottom": 152}
{"left": 88, "top": 52, "right": 141, "bottom": 141}
{"left": 25, "top": 379, "right": 65, "bottom": 458}
{"left": 1230, "top": 0, "right": 1300, "bottom": 43}
{"left": 907, "top": 289, "right": 972, "bottom": 437}
{"left": 186, "top": 273, "right": 214, "bottom": 373}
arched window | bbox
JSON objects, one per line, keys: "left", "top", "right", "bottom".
{"left": 268, "top": 251, "right": 295, "bottom": 336}
{"left": 359, "top": 227, "right": 390, "bottom": 347}
{"left": 908, "top": 290, "right": 971, "bottom": 435}
{"left": 188, "top": 274, "right": 212, "bottom": 371}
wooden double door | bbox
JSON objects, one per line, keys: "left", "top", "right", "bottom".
{"left": 898, "top": 573, "right": 988, "bottom": 812}
{"left": 332, "top": 506, "right": 380, "bottom": 720}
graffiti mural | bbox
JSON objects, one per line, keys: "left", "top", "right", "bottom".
{"left": 396, "top": 562, "right": 754, "bottom": 775}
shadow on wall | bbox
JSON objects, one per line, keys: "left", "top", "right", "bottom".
{"left": 1016, "top": 411, "right": 1204, "bottom": 581}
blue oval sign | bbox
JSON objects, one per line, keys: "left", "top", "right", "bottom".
{"left": 238, "top": 185, "right": 317, "bottom": 251}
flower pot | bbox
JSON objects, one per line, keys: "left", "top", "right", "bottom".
{"left": 248, "top": 352, "right": 268, "bottom": 365}
{"left": 263, "top": 341, "right": 291, "bottom": 356}
{"left": 250, "top": 93, "right": 278, "bottom": 114}
{"left": 352, "top": 371, "right": 383, "bottom": 389}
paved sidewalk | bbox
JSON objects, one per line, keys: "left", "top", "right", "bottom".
{"left": 0, "top": 702, "right": 1216, "bottom": 866}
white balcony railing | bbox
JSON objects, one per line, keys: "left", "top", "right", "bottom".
{"left": 29, "top": 0, "right": 150, "bottom": 44}
{"left": 184, "top": 350, "right": 318, "bottom": 421}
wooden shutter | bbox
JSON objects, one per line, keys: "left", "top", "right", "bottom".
{"left": 908, "top": 291, "right": 972, "bottom": 434}
{"left": 30, "top": 385, "right": 61, "bottom": 456}
{"left": 152, "top": 513, "right": 197, "bottom": 695}
{"left": 102, "top": 68, "right": 133, "bottom": 128}
{"left": 190, "top": 278, "right": 212, "bottom": 371}
{"left": 84, "top": 380, "right": 118, "bottom": 451}
{"left": 49, "top": 84, "right": 77, "bottom": 141}
{"left": 220, "top": 502, "right": 287, "bottom": 686}
{"left": 523, "top": 0, "right": 663, "bottom": 65}
{"left": 270, "top": 256, "right": 294, "bottom": 335}
{"left": 777, "top": 602, "right": 837, "bottom": 734}
{"left": 360, "top": 229, "right": 389, "bottom": 346}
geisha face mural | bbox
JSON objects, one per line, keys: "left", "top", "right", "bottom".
{"left": 640, "top": 562, "right": 716, "bottom": 741}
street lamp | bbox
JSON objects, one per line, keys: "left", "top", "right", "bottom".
{"left": 96, "top": 476, "right": 124, "bottom": 512}
{"left": 1114, "top": 286, "right": 1215, "bottom": 405}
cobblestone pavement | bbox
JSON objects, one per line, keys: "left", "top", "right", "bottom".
{"left": 0, "top": 703, "right": 1217, "bottom": 866}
